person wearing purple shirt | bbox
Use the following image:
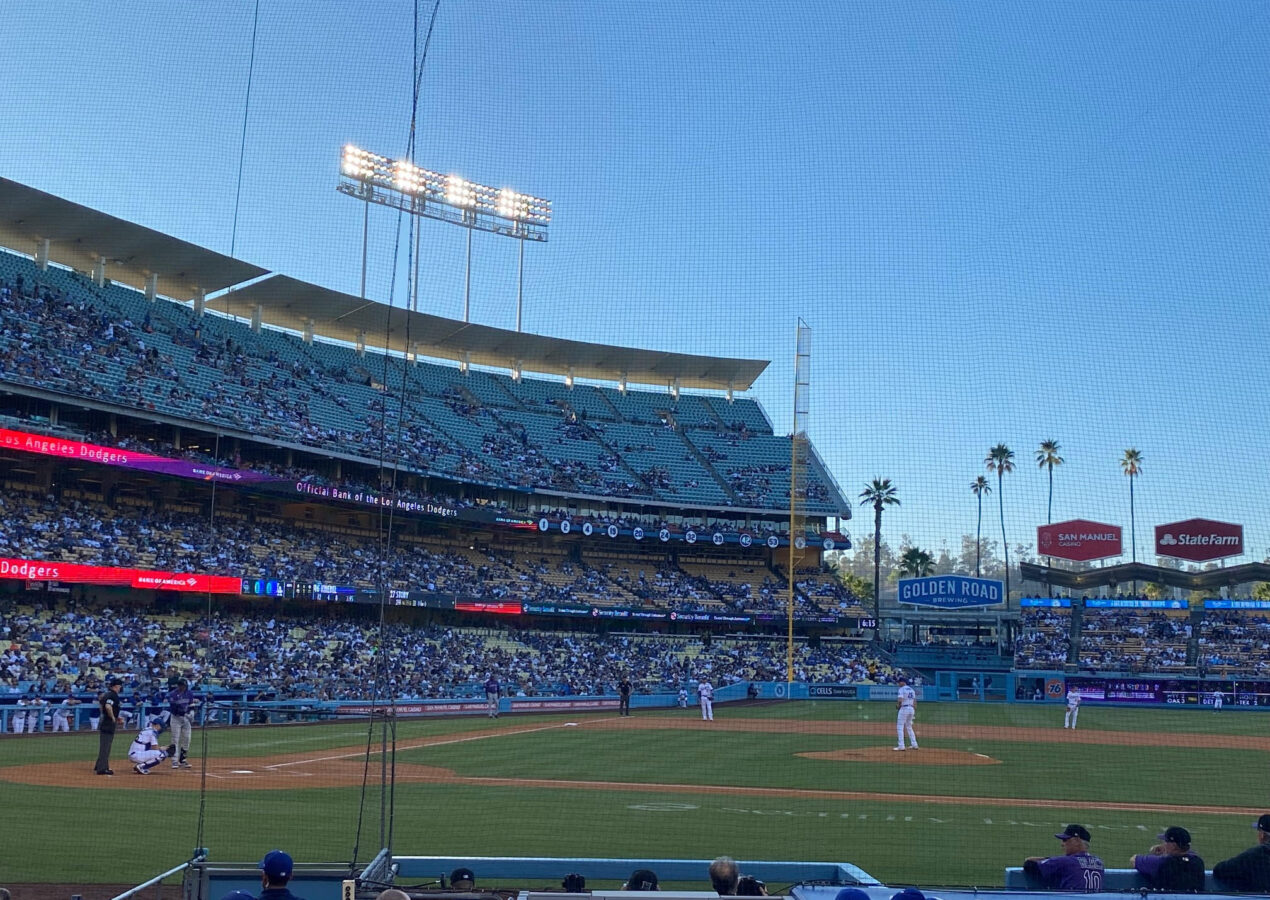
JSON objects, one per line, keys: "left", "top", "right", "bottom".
{"left": 1024, "top": 824, "right": 1105, "bottom": 892}
{"left": 1132, "top": 826, "right": 1205, "bottom": 892}
{"left": 166, "top": 678, "right": 195, "bottom": 769}
{"left": 484, "top": 675, "right": 501, "bottom": 718}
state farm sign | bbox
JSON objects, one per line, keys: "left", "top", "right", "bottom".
{"left": 1037, "top": 519, "right": 1122, "bottom": 562}
{"left": 1155, "top": 518, "right": 1243, "bottom": 562}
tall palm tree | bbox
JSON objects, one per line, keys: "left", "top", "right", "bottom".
{"left": 1035, "top": 439, "right": 1064, "bottom": 595}
{"left": 971, "top": 475, "right": 991, "bottom": 577}
{"left": 1121, "top": 447, "right": 1144, "bottom": 569}
{"left": 1035, "top": 439, "right": 1064, "bottom": 525}
{"left": 898, "top": 546, "right": 934, "bottom": 578}
{"left": 858, "top": 478, "right": 900, "bottom": 622}
{"left": 986, "top": 444, "right": 1015, "bottom": 604}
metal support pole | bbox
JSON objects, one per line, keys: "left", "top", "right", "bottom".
{"left": 360, "top": 195, "right": 370, "bottom": 300}
{"left": 464, "top": 227, "right": 472, "bottom": 323}
{"left": 516, "top": 237, "right": 525, "bottom": 332}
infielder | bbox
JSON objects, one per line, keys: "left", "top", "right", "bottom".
{"left": 894, "top": 677, "right": 918, "bottom": 750}
{"left": 698, "top": 679, "right": 714, "bottom": 721}
{"left": 1213, "top": 690, "right": 1224, "bottom": 711}
{"left": 166, "top": 678, "right": 195, "bottom": 768}
{"left": 1064, "top": 689, "right": 1081, "bottom": 729}
{"left": 484, "top": 674, "right": 501, "bottom": 718}
{"left": 129, "top": 718, "right": 169, "bottom": 775}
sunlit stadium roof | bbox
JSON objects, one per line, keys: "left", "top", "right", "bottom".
{"left": 226, "top": 275, "right": 769, "bottom": 391}
{"left": 0, "top": 178, "right": 268, "bottom": 298}
{"left": 0, "top": 178, "right": 769, "bottom": 391}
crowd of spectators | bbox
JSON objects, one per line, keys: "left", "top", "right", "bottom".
{"left": 1013, "top": 609, "right": 1072, "bottom": 669}
{"left": 0, "top": 490, "right": 852, "bottom": 617}
{"left": 0, "top": 602, "right": 904, "bottom": 709}
{"left": 1078, "top": 611, "right": 1190, "bottom": 672}
{"left": 0, "top": 259, "right": 845, "bottom": 513}
{"left": 1198, "top": 611, "right": 1270, "bottom": 674}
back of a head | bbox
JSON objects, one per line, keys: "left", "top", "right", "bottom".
{"left": 449, "top": 867, "right": 476, "bottom": 890}
{"left": 709, "top": 856, "right": 740, "bottom": 895}
{"left": 375, "top": 890, "right": 412, "bottom": 900}
{"left": 625, "top": 868, "right": 659, "bottom": 891}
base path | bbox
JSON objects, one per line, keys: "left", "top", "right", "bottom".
{"left": 3, "top": 715, "right": 1266, "bottom": 817}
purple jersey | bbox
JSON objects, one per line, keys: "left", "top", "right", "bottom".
{"left": 1038, "top": 852, "right": 1104, "bottom": 892}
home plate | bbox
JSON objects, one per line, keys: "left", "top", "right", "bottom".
{"left": 565, "top": 723, "right": 578, "bottom": 727}
{"left": 231, "top": 769, "right": 255, "bottom": 774}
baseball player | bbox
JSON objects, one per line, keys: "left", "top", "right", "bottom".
{"left": 128, "top": 718, "right": 169, "bottom": 775}
{"left": 484, "top": 674, "right": 501, "bottom": 718}
{"left": 678, "top": 688, "right": 689, "bottom": 709}
{"left": 1064, "top": 688, "right": 1081, "bottom": 729}
{"left": 698, "top": 679, "right": 714, "bottom": 721}
{"left": 894, "top": 677, "right": 918, "bottom": 750}
{"left": 51, "top": 693, "right": 80, "bottom": 732}
{"left": 1213, "top": 690, "right": 1224, "bottom": 711}
{"left": 166, "top": 677, "right": 195, "bottom": 768}
{"left": 11, "top": 698, "right": 26, "bottom": 735}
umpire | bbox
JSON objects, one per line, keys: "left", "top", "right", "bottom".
{"left": 94, "top": 677, "right": 123, "bottom": 776}
{"left": 166, "top": 677, "right": 195, "bottom": 768}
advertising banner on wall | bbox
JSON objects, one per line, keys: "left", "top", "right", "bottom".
{"left": 1036, "top": 519, "right": 1122, "bottom": 562}
{"left": 896, "top": 575, "right": 1004, "bottom": 608}
{"left": 1155, "top": 518, "right": 1243, "bottom": 562}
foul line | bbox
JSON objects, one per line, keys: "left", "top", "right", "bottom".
{"left": 263, "top": 721, "right": 577, "bottom": 769}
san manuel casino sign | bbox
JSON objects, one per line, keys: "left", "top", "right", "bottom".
{"left": 1155, "top": 518, "right": 1243, "bottom": 562}
{"left": 1037, "top": 519, "right": 1122, "bottom": 562}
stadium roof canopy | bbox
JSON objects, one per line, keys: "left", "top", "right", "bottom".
{"left": 0, "top": 178, "right": 768, "bottom": 391}
{"left": 0, "top": 178, "right": 267, "bottom": 299}
{"left": 226, "top": 276, "right": 769, "bottom": 391}
{"left": 1021, "top": 560, "right": 1270, "bottom": 590}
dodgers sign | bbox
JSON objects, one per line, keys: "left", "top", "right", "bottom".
{"left": 897, "top": 575, "right": 1004, "bottom": 608}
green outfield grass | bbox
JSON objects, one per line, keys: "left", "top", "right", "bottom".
{"left": 0, "top": 700, "right": 1264, "bottom": 887}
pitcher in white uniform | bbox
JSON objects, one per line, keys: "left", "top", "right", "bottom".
{"left": 894, "top": 677, "right": 918, "bottom": 750}
{"left": 698, "top": 680, "right": 714, "bottom": 721}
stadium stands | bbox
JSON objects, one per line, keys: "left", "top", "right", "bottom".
{"left": 0, "top": 603, "right": 905, "bottom": 708}
{"left": 0, "top": 249, "right": 846, "bottom": 514}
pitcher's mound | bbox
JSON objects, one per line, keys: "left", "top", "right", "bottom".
{"left": 798, "top": 747, "right": 1000, "bottom": 765}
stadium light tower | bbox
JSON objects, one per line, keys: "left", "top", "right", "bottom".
{"left": 338, "top": 144, "right": 551, "bottom": 329}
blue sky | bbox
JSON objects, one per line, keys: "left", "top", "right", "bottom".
{"left": 2, "top": 1, "right": 1268, "bottom": 564}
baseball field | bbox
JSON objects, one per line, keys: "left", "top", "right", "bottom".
{"left": 1, "top": 700, "right": 1265, "bottom": 890}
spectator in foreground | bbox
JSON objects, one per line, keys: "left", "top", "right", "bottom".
{"left": 710, "top": 857, "right": 740, "bottom": 895}
{"left": 449, "top": 868, "right": 476, "bottom": 891}
{"left": 561, "top": 874, "right": 587, "bottom": 893}
{"left": 1023, "top": 824, "right": 1105, "bottom": 892}
{"left": 1213, "top": 814, "right": 1270, "bottom": 893}
{"left": 624, "top": 869, "right": 659, "bottom": 891}
{"left": 735, "top": 875, "right": 767, "bottom": 896}
{"left": 259, "top": 849, "right": 305, "bottom": 900}
{"left": 375, "top": 891, "right": 411, "bottom": 900}
{"left": 1131, "top": 826, "right": 1204, "bottom": 892}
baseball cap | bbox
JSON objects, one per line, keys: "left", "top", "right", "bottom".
{"left": 449, "top": 867, "right": 475, "bottom": 887}
{"left": 625, "top": 868, "right": 659, "bottom": 890}
{"left": 1159, "top": 826, "right": 1191, "bottom": 847}
{"left": 1055, "top": 825, "right": 1092, "bottom": 842}
{"left": 259, "top": 850, "right": 294, "bottom": 881}
{"left": 108, "top": 677, "right": 124, "bottom": 687}
{"left": 836, "top": 890, "right": 872, "bottom": 900}
{"left": 1256, "top": 814, "right": 1270, "bottom": 832}
{"left": 891, "top": 889, "right": 925, "bottom": 900}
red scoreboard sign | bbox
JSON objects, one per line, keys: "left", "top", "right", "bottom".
{"left": 1155, "top": 518, "right": 1243, "bottom": 562}
{"left": 1037, "top": 519, "right": 1123, "bottom": 562}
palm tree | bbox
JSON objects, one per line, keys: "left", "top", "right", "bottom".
{"left": 1035, "top": 439, "right": 1064, "bottom": 595}
{"left": 898, "top": 546, "right": 934, "bottom": 578}
{"left": 986, "top": 444, "right": 1015, "bottom": 604}
{"left": 1035, "top": 439, "right": 1064, "bottom": 525}
{"left": 858, "top": 478, "right": 900, "bottom": 621}
{"left": 971, "top": 475, "right": 991, "bottom": 577}
{"left": 1121, "top": 449, "right": 1144, "bottom": 587}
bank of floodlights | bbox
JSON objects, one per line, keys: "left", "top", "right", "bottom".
{"left": 338, "top": 144, "right": 550, "bottom": 328}
{"left": 338, "top": 145, "right": 551, "bottom": 241}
